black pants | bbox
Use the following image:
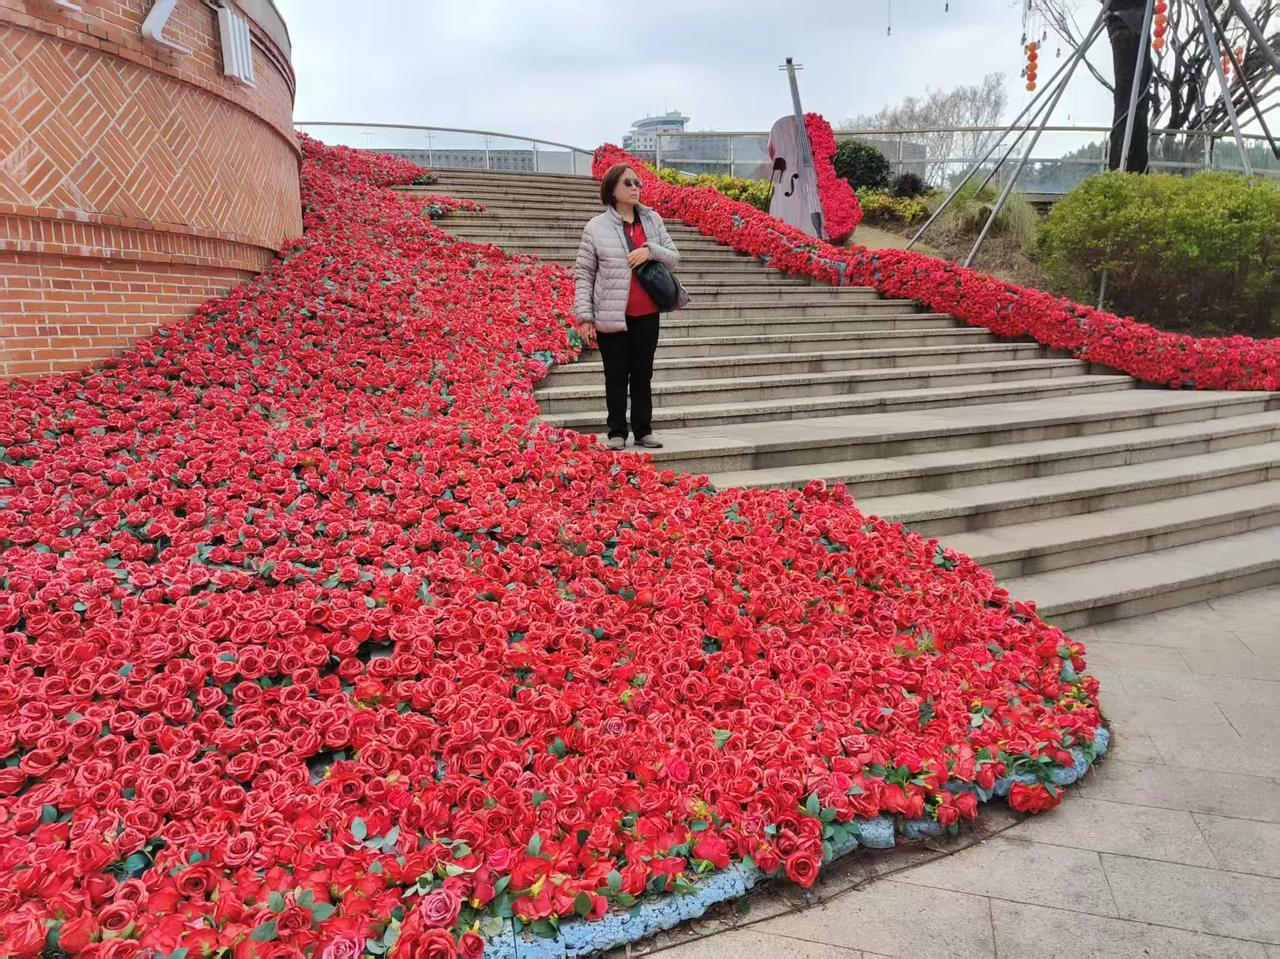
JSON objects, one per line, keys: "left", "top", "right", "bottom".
{"left": 1107, "top": 14, "right": 1153, "bottom": 173}
{"left": 596, "top": 312, "right": 659, "bottom": 439}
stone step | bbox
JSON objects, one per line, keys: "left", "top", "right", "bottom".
{"left": 706, "top": 409, "right": 1280, "bottom": 496}
{"left": 666, "top": 308, "right": 936, "bottom": 329}
{"left": 547, "top": 342, "right": 1050, "bottom": 385}
{"left": 641, "top": 391, "right": 1274, "bottom": 475}
{"left": 650, "top": 327, "right": 1000, "bottom": 358}
{"left": 540, "top": 374, "right": 1134, "bottom": 429}
{"left": 860, "top": 442, "right": 1280, "bottom": 537}
{"left": 425, "top": 169, "right": 597, "bottom": 185}
{"left": 537, "top": 358, "right": 1090, "bottom": 414}
{"left": 1004, "top": 526, "right": 1280, "bottom": 629}
{"left": 660, "top": 314, "right": 959, "bottom": 336}
{"left": 955, "top": 480, "right": 1280, "bottom": 580}
{"left": 442, "top": 226, "right": 732, "bottom": 248}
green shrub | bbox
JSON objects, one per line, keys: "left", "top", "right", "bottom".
{"left": 1037, "top": 171, "right": 1280, "bottom": 336}
{"left": 833, "top": 141, "right": 891, "bottom": 191}
{"left": 856, "top": 188, "right": 929, "bottom": 225}
{"left": 928, "top": 180, "right": 1038, "bottom": 252}
{"left": 652, "top": 167, "right": 774, "bottom": 211}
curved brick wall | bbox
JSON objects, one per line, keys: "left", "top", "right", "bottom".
{"left": 0, "top": 0, "right": 301, "bottom": 378}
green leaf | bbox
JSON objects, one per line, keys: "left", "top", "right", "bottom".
{"left": 713, "top": 729, "right": 732, "bottom": 750}
{"left": 532, "top": 790, "right": 549, "bottom": 807}
{"left": 250, "top": 919, "right": 278, "bottom": 942}
{"left": 549, "top": 737, "right": 567, "bottom": 759}
{"left": 526, "top": 833, "right": 543, "bottom": 857}
{"left": 606, "top": 869, "right": 622, "bottom": 893}
{"left": 574, "top": 891, "right": 592, "bottom": 918}
{"left": 351, "top": 818, "right": 368, "bottom": 842}
{"left": 297, "top": 888, "right": 314, "bottom": 908}
{"left": 804, "top": 792, "right": 821, "bottom": 818}
{"left": 40, "top": 804, "right": 59, "bottom": 824}
{"left": 267, "top": 891, "right": 285, "bottom": 913}
{"left": 309, "top": 901, "right": 336, "bottom": 922}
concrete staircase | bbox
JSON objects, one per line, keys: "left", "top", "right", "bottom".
{"left": 405, "top": 169, "right": 1280, "bottom": 629}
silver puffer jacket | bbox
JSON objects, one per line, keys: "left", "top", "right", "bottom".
{"left": 573, "top": 204, "right": 691, "bottom": 334}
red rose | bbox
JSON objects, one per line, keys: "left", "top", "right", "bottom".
{"left": 277, "top": 903, "right": 314, "bottom": 934}
{"left": 58, "top": 912, "right": 99, "bottom": 951}
{"left": 784, "top": 850, "right": 822, "bottom": 889}
{"left": 395, "top": 927, "right": 457, "bottom": 959}
{"left": 457, "top": 932, "right": 485, "bottom": 959}
{"left": 98, "top": 899, "right": 137, "bottom": 933}
{"left": 1008, "top": 782, "right": 1062, "bottom": 815}
{"left": 692, "top": 833, "right": 730, "bottom": 869}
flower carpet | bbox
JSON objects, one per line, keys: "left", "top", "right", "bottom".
{"left": 0, "top": 138, "right": 1108, "bottom": 958}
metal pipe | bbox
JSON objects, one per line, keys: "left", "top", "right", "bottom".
{"left": 1206, "top": 0, "right": 1280, "bottom": 160}
{"left": 965, "top": 16, "right": 1102, "bottom": 268}
{"left": 1193, "top": 0, "right": 1255, "bottom": 179}
{"left": 908, "top": 4, "right": 1110, "bottom": 251}
{"left": 1227, "top": 0, "right": 1280, "bottom": 76}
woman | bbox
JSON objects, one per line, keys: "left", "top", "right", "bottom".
{"left": 574, "top": 163, "right": 688, "bottom": 450}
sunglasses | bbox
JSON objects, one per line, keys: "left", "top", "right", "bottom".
{"left": 620, "top": 178, "right": 643, "bottom": 189}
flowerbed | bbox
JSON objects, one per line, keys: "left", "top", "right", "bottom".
{"left": 595, "top": 144, "right": 1280, "bottom": 391}
{"left": 804, "top": 113, "right": 861, "bottom": 243}
{"left": 1, "top": 138, "right": 1103, "bottom": 959}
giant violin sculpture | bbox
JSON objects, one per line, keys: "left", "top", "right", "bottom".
{"left": 766, "top": 57, "right": 826, "bottom": 241}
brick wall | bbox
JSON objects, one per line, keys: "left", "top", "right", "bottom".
{"left": 0, "top": 0, "right": 301, "bottom": 378}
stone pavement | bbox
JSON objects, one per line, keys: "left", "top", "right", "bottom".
{"left": 612, "top": 586, "right": 1280, "bottom": 959}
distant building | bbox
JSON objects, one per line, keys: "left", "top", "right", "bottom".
{"left": 622, "top": 111, "right": 690, "bottom": 159}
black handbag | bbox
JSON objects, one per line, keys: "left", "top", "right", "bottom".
{"left": 621, "top": 216, "right": 682, "bottom": 312}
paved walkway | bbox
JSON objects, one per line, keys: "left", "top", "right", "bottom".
{"left": 612, "top": 586, "right": 1280, "bottom": 959}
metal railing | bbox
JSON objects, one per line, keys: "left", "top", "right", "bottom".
{"left": 648, "top": 125, "right": 1279, "bottom": 194}
{"left": 294, "top": 122, "right": 594, "bottom": 176}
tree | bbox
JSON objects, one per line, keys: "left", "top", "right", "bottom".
{"left": 838, "top": 73, "right": 1009, "bottom": 185}
{"left": 1032, "top": 0, "right": 1278, "bottom": 135}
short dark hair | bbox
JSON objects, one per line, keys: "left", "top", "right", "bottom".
{"left": 600, "top": 163, "right": 636, "bottom": 207}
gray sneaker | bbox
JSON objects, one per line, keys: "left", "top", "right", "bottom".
{"left": 635, "top": 434, "right": 664, "bottom": 449}
{"left": 606, "top": 436, "right": 626, "bottom": 450}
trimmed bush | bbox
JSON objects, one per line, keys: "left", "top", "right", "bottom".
{"left": 1037, "top": 171, "right": 1280, "bottom": 336}
{"left": 928, "top": 181, "right": 1038, "bottom": 253}
{"left": 833, "top": 140, "right": 891, "bottom": 191}
{"left": 653, "top": 167, "right": 774, "bottom": 211}
{"left": 892, "top": 172, "right": 928, "bottom": 198}
{"left": 856, "top": 189, "right": 930, "bottom": 226}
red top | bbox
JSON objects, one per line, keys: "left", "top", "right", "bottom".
{"left": 622, "top": 216, "right": 659, "bottom": 317}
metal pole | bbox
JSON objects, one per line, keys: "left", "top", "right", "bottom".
{"left": 906, "top": 5, "right": 1110, "bottom": 250}
{"left": 533, "top": 141, "right": 539, "bottom": 173}
{"left": 1206, "top": 0, "right": 1280, "bottom": 160}
{"left": 965, "top": 21, "right": 1099, "bottom": 268}
{"left": 1227, "top": 0, "right": 1280, "bottom": 76}
{"left": 1193, "top": 0, "right": 1254, "bottom": 179}
{"left": 484, "top": 135, "right": 491, "bottom": 172}
{"left": 977, "top": 68, "right": 1088, "bottom": 194}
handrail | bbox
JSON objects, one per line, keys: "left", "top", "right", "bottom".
{"left": 293, "top": 122, "right": 590, "bottom": 156}
{"left": 658, "top": 125, "right": 1272, "bottom": 141}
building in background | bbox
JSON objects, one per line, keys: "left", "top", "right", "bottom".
{"left": 622, "top": 111, "right": 690, "bottom": 163}
{"left": 0, "top": 0, "right": 300, "bottom": 378}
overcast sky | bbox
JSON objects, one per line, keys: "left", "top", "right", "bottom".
{"left": 276, "top": 1, "right": 1120, "bottom": 148}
